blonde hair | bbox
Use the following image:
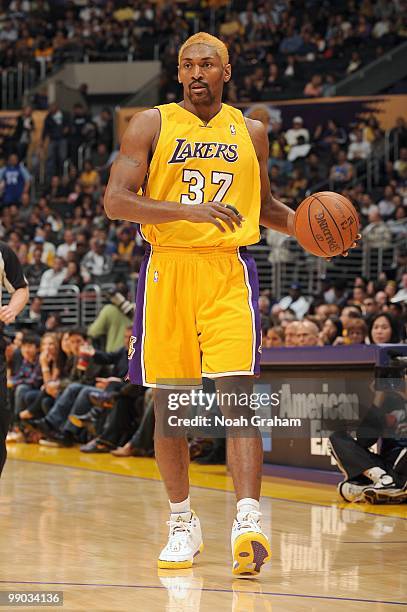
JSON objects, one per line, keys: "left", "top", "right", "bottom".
{"left": 40, "top": 332, "right": 59, "bottom": 351}
{"left": 178, "top": 32, "right": 229, "bottom": 66}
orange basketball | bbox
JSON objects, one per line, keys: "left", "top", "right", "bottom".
{"left": 294, "top": 191, "right": 360, "bottom": 257}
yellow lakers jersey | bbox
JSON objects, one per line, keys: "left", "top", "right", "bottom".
{"left": 140, "top": 103, "right": 261, "bottom": 248}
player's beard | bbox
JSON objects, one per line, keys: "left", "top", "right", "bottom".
{"left": 187, "top": 86, "right": 215, "bottom": 106}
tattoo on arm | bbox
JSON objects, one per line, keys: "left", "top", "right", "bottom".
{"left": 115, "top": 154, "right": 142, "bottom": 168}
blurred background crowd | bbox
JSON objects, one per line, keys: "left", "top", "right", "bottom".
{"left": 0, "top": 0, "right": 406, "bottom": 464}
{"left": 0, "top": 0, "right": 406, "bottom": 100}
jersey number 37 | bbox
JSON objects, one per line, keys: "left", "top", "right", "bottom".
{"left": 181, "top": 170, "right": 233, "bottom": 205}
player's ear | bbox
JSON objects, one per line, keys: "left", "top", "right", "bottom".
{"left": 177, "top": 66, "right": 181, "bottom": 84}
{"left": 224, "top": 63, "right": 232, "bottom": 83}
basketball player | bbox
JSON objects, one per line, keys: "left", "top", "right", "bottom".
{"left": 0, "top": 241, "right": 29, "bottom": 476}
{"left": 104, "top": 33, "right": 355, "bottom": 576}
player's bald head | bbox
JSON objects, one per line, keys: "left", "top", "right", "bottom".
{"left": 178, "top": 32, "right": 229, "bottom": 66}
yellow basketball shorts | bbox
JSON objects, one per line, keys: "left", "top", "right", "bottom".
{"left": 128, "top": 245, "right": 262, "bottom": 388}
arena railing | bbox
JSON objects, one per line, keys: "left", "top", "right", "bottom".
{"left": 2, "top": 284, "right": 80, "bottom": 326}
{"left": 80, "top": 284, "right": 102, "bottom": 328}
{"left": 361, "top": 223, "right": 405, "bottom": 279}
{"left": 80, "top": 283, "right": 115, "bottom": 327}
{"left": 1, "top": 64, "right": 37, "bottom": 110}
{"left": 80, "top": 232, "right": 407, "bottom": 307}
{"left": 2, "top": 233, "right": 405, "bottom": 330}
{"left": 252, "top": 237, "right": 327, "bottom": 298}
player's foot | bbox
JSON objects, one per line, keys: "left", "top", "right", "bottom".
{"left": 338, "top": 480, "right": 371, "bottom": 502}
{"left": 157, "top": 511, "right": 203, "bottom": 569}
{"left": 231, "top": 510, "right": 271, "bottom": 577}
{"left": 363, "top": 474, "right": 407, "bottom": 504}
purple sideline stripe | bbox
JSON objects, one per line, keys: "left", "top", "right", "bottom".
{"left": 238, "top": 248, "right": 261, "bottom": 375}
{"left": 260, "top": 343, "right": 407, "bottom": 366}
{"left": 128, "top": 245, "right": 151, "bottom": 385}
{"left": 342, "top": 541, "right": 407, "bottom": 544}
{"left": 0, "top": 581, "right": 405, "bottom": 606}
{"left": 262, "top": 463, "right": 342, "bottom": 485}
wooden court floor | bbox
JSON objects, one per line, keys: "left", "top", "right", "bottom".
{"left": 0, "top": 445, "right": 406, "bottom": 612}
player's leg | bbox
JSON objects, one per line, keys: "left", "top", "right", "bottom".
{"left": 0, "top": 357, "right": 10, "bottom": 476}
{"left": 197, "top": 249, "right": 270, "bottom": 575}
{"left": 216, "top": 375, "right": 262, "bottom": 500}
{"left": 363, "top": 445, "right": 407, "bottom": 504}
{"left": 153, "top": 388, "right": 190, "bottom": 502}
{"left": 127, "top": 248, "right": 203, "bottom": 569}
{"left": 154, "top": 388, "right": 203, "bottom": 569}
{"left": 215, "top": 375, "right": 270, "bottom": 576}
{"left": 329, "top": 431, "right": 405, "bottom": 503}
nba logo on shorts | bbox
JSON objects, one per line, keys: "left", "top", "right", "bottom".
{"left": 154, "top": 270, "right": 159, "bottom": 283}
{"left": 230, "top": 124, "right": 236, "bottom": 135}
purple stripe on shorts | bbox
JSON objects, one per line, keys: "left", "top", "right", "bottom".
{"left": 127, "top": 245, "right": 151, "bottom": 385}
{"left": 238, "top": 248, "right": 262, "bottom": 375}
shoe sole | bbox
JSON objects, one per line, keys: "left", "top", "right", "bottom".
{"left": 68, "top": 415, "right": 85, "bottom": 428}
{"left": 157, "top": 543, "right": 204, "bottom": 570}
{"left": 232, "top": 532, "right": 271, "bottom": 577}
{"left": 364, "top": 488, "right": 407, "bottom": 504}
{"left": 38, "top": 439, "right": 60, "bottom": 447}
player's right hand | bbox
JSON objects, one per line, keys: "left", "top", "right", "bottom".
{"left": 184, "top": 202, "right": 244, "bottom": 232}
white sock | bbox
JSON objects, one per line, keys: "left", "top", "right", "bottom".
{"left": 365, "top": 467, "right": 386, "bottom": 483}
{"left": 237, "top": 497, "right": 260, "bottom": 516}
{"left": 169, "top": 496, "right": 190, "bottom": 515}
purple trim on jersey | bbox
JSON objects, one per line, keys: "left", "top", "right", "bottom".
{"left": 128, "top": 245, "right": 151, "bottom": 385}
{"left": 238, "top": 248, "right": 262, "bottom": 375}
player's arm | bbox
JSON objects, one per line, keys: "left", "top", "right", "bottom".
{"left": 0, "top": 243, "right": 29, "bottom": 325}
{"left": 246, "top": 118, "right": 295, "bottom": 236}
{"left": 104, "top": 110, "right": 241, "bottom": 232}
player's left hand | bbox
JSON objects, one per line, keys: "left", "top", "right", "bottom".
{"left": 0, "top": 305, "right": 17, "bottom": 324}
{"left": 325, "top": 233, "right": 362, "bottom": 262}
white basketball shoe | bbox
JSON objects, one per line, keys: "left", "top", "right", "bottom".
{"left": 338, "top": 480, "right": 371, "bottom": 502}
{"left": 231, "top": 510, "right": 271, "bottom": 577}
{"left": 158, "top": 511, "right": 203, "bottom": 569}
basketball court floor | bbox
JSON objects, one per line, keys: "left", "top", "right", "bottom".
{"left": 1, "top": 445, "right": 406, "bottom": 611}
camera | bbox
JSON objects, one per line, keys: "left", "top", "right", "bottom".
{"left": 105, "top": 288, "right": 135, "bottom": 318}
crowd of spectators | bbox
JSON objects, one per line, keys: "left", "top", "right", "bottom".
{"left": 160, "top": 0, "right": 407, "bottom": 102}
{"left": 0, "top": 100, "right": 145, "bottom": 293}
{"left": 260, "top": 265, "right": 407, "bottom": 350}
{"left": 0, "top": 1, "right": 406, "bottom": 467}
{"left": 4, "top": 261, "right": 407, "bottom": 463}
{"left": 5, "top": 326, "right": 153, "bottom": 459}
{"left": 0, "top": 0, "right": 406, "bottom": 105}
{"left": 263, "top": 114, "right": 407, "bottom": 233}
{"left": 0, "top": 103, "right": 406, "bottom": 302}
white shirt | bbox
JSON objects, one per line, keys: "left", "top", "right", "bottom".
{"left": 288, "top": 143, "right": 311, "bottom": 162}
{"left": 285, "top": 127, "right": 310, "bottom": 147}
{"left": 278, "top": 295, "right": 310, "bottom": 319}
{"left": 0, "top": 28, "right": 18, "bottom": 42}
{"left": 56, "top": 242, "right": 77, "bottom": 260}
{"left": 361, "top": 203, "right": 379, "bottom": 217}
{"left": 377, "top": 199, "right": 396, "bottom": 218}
{"left": 348, "top": 141, "right": 371, "bottom": 160}
{"left": 37, "top": 268, "right": 66, "bottom": 297}
{"left": 373, "top": 20, "right": 390, "bottom": 38}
